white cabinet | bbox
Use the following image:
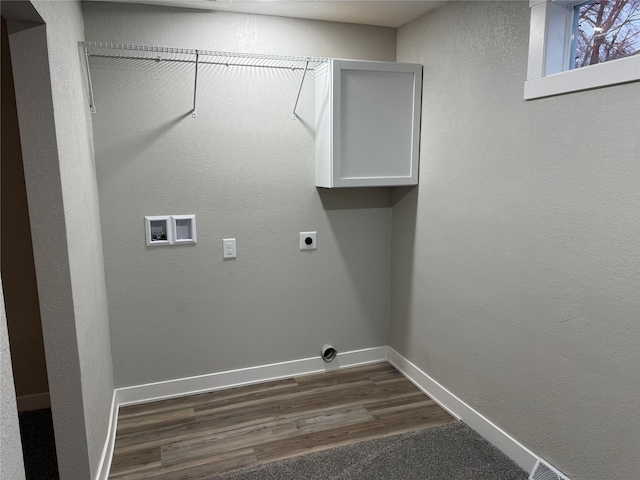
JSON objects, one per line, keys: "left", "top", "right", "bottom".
{"left": 315, "top": 59, "right": 422, "bottom": 188}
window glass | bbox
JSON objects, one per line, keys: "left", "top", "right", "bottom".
{"left": 572, "top": 0, "right": 640, "bottom": 69}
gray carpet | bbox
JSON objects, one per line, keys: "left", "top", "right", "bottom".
{"left": 214, "top": 422, "right": 529, "bottom": 480}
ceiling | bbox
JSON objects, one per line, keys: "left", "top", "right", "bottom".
{"left": 85, "top": 0, "right": 446, "bottom": 28}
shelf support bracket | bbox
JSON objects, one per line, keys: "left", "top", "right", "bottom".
{"left": 291, "top": 60, "right": 309, "bottom": 120}
{"left": 192, "top": 50, "right": 199, "bottom": 118}
{"left": 83, "top": 45, "right": 97, "bottom": 115}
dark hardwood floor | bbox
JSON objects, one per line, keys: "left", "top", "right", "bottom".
{"left": 109, "top": 362, "right": 456, "bottom": 479}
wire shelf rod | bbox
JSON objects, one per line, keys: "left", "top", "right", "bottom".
{"left": 83, "top": 45, "right": 97, "bottom": 115}
{"left": 192, "top": 50, "right": 199, "bottom": 118}
{"left": 291, "top": 60, "right": 309, "bottom": 120}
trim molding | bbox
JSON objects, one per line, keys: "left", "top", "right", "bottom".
{"left": 95, "top": 391, "right": 118, "bottom": 480}
{"left": 115, "top": 346, "right": 389, "bottom": 407}
{"left": 387, "top": 348, "right": 538, "bottom": 473}
{"left": 16, "top": 392, "right": 50, "bottom": 412}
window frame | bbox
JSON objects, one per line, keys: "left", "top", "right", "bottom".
{"left": 525, "top": 0, "right": 640, "bottom": 100}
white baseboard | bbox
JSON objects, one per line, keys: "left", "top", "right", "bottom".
{"left": 17, "top": 392, "right": 50, "bottom": 412}
{"left": 97, "top": 346, "right": 539, "bottom": 479}
{"left": 388, "top": 347, "right": 538, "bottom": 473}
{"left": 95, "top": 391, "right": 118, "bottom": 480}
{"left": 115, "top": 346, "right": 389, "bottom": 407}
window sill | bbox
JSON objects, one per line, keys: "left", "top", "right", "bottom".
{"left": 525, "top": 44, "right": 640, "bottom": 100}
{"left": 526, "top": 0, "right": 640, "bottom": 100}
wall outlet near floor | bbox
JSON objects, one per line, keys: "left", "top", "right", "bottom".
{"left": 300, "top": 232, "right": 317, "bottom": 250}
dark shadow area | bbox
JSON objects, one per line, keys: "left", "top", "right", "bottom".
{"left": 18, "top": 409, "right": 59, "bottom": 480}
{"left": 99, "top": 110, "right": 194, "bottom": 168}
{"left": 389, "top": 185, "right": 419, "bottom": 351}
{"left": 317, "top": 186, "right": 393, "bottom": 210}
{"left": 315, "top": 186, "right": 396, "bottom": 344}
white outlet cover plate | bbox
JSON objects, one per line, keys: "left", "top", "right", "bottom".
{"left": 300, "top": 231, "right": 317, "bottom": 250}
{"left": 223, "top": 238, "right": 236, "bottom": 258}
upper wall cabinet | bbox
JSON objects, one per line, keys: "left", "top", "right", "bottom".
{"left": 315, "top": 60, "right": 423, "bottom": 188}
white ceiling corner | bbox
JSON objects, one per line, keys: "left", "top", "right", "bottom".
{"left": 83, "top": 0, "right": 446, "bottom": 28}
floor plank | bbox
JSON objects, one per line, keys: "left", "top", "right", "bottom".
{"left": 109, "top": 362, "right": 456, "bottom": 479}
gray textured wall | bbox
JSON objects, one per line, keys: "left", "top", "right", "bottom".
{"left": 393, "top": 2, "right": 640, "bottom": 479}
{"left": 0, "top": 275, "right": 25, "bottom": 480}
{"left": 9, "top": 1, "right": 114, "bottom": 478}
{"left": 34, "top": 3, "right": 114, "bottom": 474}
{"left": 82, "top": 2, "right": 395, "bottom": 388}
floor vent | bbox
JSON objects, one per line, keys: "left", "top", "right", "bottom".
{"left": 529, "top": 458, "right": 570, "bottom": 480}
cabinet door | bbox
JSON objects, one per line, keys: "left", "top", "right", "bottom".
{"left": 316, "top": 60, "right": 422, "bottom": 188}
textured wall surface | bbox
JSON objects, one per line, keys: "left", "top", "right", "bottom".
{"left": 9, "top": 1, "right": 115, "bottom": 478}
{"left": 0, "top": 276, "right": 26, "bottom": 480}
{"left": 31, "top": 1, "right": 115, "bottom": 476}
{"left": 393, "top": 2, "right": 640, "bottom": 479}
{"left": 82, "top": 2, "right": 395, "bottom": 388}
{"left": 9, "top": 20, "right": 92, "bottom": 480}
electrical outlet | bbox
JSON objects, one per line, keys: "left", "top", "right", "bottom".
{"left": 300, "top": 231, "right": 317, "bottom": 250}
{"left": 223, "top": 238, "right": 236, "bottom": 258}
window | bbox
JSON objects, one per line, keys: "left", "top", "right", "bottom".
{"left": 572, "top": 0, "right": 640, "bottom": 69}
{"left": 525, "top": 0, "right": 640, "bottom": 99}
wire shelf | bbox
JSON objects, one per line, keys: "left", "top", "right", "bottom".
{"left": 79, "top": 41, "right": 329, "bottom": 71}
{"left": 79, "top": 41, "right": 329, "bottom": 117}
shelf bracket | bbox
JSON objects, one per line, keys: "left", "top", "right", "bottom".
{"left": 83, "top": 45, "right": 97, "bottom": 115}
{"left": 192, "top": 50, "right": 199, "bottom": 118}
{"left": 291, "top": 60, "right": 309, "bottom": 120}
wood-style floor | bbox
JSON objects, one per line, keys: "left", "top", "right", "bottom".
{"left": 109, "top": 362, "right": 456, "bottom": 479}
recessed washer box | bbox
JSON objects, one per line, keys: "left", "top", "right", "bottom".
{"left": 145, "top": 215, "right": 196, "bottom": 246}
{"left": 172, "top": 215, "right": 197, "bottom": 244}
{"left": 145, "top": 215, "right": 173, "bottom": 246}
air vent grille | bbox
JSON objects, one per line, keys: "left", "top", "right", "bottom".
{"left": 529, "top": 458, "right": 570, "bottom": 480}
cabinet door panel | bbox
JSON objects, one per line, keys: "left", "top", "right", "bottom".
{"left": 339, "top": 69, "right": 415, "bottom": 180}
